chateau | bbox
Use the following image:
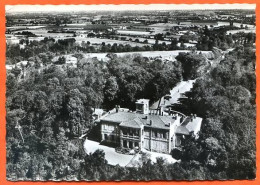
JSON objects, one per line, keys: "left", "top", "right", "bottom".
{"left": 99, "top": 99, "right": 202, "bottom": 154}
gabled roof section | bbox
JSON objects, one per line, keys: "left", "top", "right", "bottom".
{"left": 176, "top": 116, "right": 203, "bottom": 135}
{"left": 100, "top": 112, "right": 136, "bottom": 123}
{"left": 184, "top": 117, "right": 203, "bottom": 134}
{"left": 120, "top": 118, "right": 143, "bottom": 128}
{"left": 175, "top": 126, "right": 190, "bottom": 135}
{"left": 136, "top": 99, "right": 149, "bottom": 104}
{"left": 100, "top": 111, "right": 176, "bottom": 130}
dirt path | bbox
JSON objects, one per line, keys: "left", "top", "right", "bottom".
{"left": 150, "top": 47, "right": 225, "bottom": 110}
{"left": 84, "top": 139, "right": 134, "bottom": 166}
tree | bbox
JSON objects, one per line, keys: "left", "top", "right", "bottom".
{"left": 176, "top": 52, "right": 207, "bottom": 80}
{"left": 103, "top": 77, "right": 118, "bottom": 108}
{"left": 56, "top": 56, "right": 66, "bottom": 65}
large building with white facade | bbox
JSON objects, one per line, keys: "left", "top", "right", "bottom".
{"left": 99, "top": 99, "right": 202, "bottom": 154}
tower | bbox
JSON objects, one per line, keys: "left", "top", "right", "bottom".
{"left": 135, "top": 99, "right": 149, "bottom": 114}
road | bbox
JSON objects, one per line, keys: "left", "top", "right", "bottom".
{"left": 150, "top": 47, "right": 225, "bottom": 111}
{"left": 150, "top": 80, "right": 195, "bottom": 109}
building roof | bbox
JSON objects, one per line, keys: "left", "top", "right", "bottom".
{"left": 136, "top": 99, "right": 149, "bottom": 104}
{"left": 175, "top": 116, "right": 203, "bottom": 135}
{"left": 100, "top": 111, "right": 176, "bottom": 130}
{"left": 92, "top": 108, "right": 104, "bottom": 116}
{"left": 120, "top": 118, "right": 143, "bottom": 129}
{"left": 175, "top": 126, "right": 190, "bottom": 135}
{"left": 184, "top": 117, "right": 203, "bottom": 134}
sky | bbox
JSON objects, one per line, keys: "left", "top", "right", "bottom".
{"left": 5, "top": 4, "right": 256, "bottom": 13}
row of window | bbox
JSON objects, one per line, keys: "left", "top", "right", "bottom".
{"left": 144, "top": 130, "right": 169, "bottom": 139}
{"left": 104, "top": 134, "right": 119, "bottom": 142}
{"left": 103, "top": 124, "right": 169, "bottom": 139}
{"left": 122, "top": 128, "right": 140, "bottom": 136}
{"left": 103, "top": 124, "right": 116, "bottom": 131}
{"left": 122, "top": 140, "right": 139, "bottom": 149}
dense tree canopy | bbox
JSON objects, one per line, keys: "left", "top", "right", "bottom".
{"left": 6, "top": 31, "right": 256, "bottom": 180}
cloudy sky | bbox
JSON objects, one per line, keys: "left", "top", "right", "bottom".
{"left": 6, "top": 4, "right": 256, "bottom": 13}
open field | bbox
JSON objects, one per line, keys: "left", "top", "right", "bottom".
{"left": 82, "top": 50, "right": 213, "bottom": 62}
{"left": 73, "top": 37, "right": 150, "bottom": 47}
{"left": 8, "top": 30, "right": 151, "bottom": 47}
{"left": 13, "top": 30, "right": 74, "bottom": 37}
{"left": 227, "top": 29, "right": 256, "bottom": 34}
{"left": 117, "top": 30, "right": 150, "bottom": 36}
{"left": 217, "top": 21, "right": 255, "bottom": 29}
{"left": 6, "top": 25, "right": 46, "bottom": 30}
{"left": 148, "top": 23, "right": 178, "bottom": 34}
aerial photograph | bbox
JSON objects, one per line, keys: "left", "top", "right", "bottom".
{"left": 5, "top": 4, "right": 256, "bottom": 181}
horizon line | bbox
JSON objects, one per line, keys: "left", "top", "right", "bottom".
{"left": 6, "top": 4, "right": 256, "bottom": 13}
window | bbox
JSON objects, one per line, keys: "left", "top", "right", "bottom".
{"left": 163, "top": 132, "right": 166, "bottom": 139}
{"left": 176, "top": 136, "right": 181, "bottom": 147}
{"left": 129, "top": 141, "right": 133, "bottom": 149}
{"left": 104, "top": 134, "right": 108, "bottom": 140}
{"left": 123, "top": 140, "right": 127, "bottom": 148}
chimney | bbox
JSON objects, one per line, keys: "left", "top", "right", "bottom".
{"left": 160, "top": 106, "right": 164, "bottom": 116}
{"left": 180, "top": 116, "right": 184, "bottom": 123}
{"left": 143, "top": 116, "right": 148, "bottom": 119}
{"left": 165, "top": 122, "right": 170, "bottom": 127}
{"left": 116, "top": 105, "right": 119, "bottom": 113}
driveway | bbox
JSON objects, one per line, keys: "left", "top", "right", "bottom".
{"left": 84, "top": 139, "right": 135, "bottom": 166}
{"left": 84, "top": 139, "right": 177, "bottom": 167}
{"left": 150, "top": 80, "right": 195, "bottom": 110}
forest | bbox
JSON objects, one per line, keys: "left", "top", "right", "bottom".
{"left": 6, "top": 30, "right": 256, "bottom": 180}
